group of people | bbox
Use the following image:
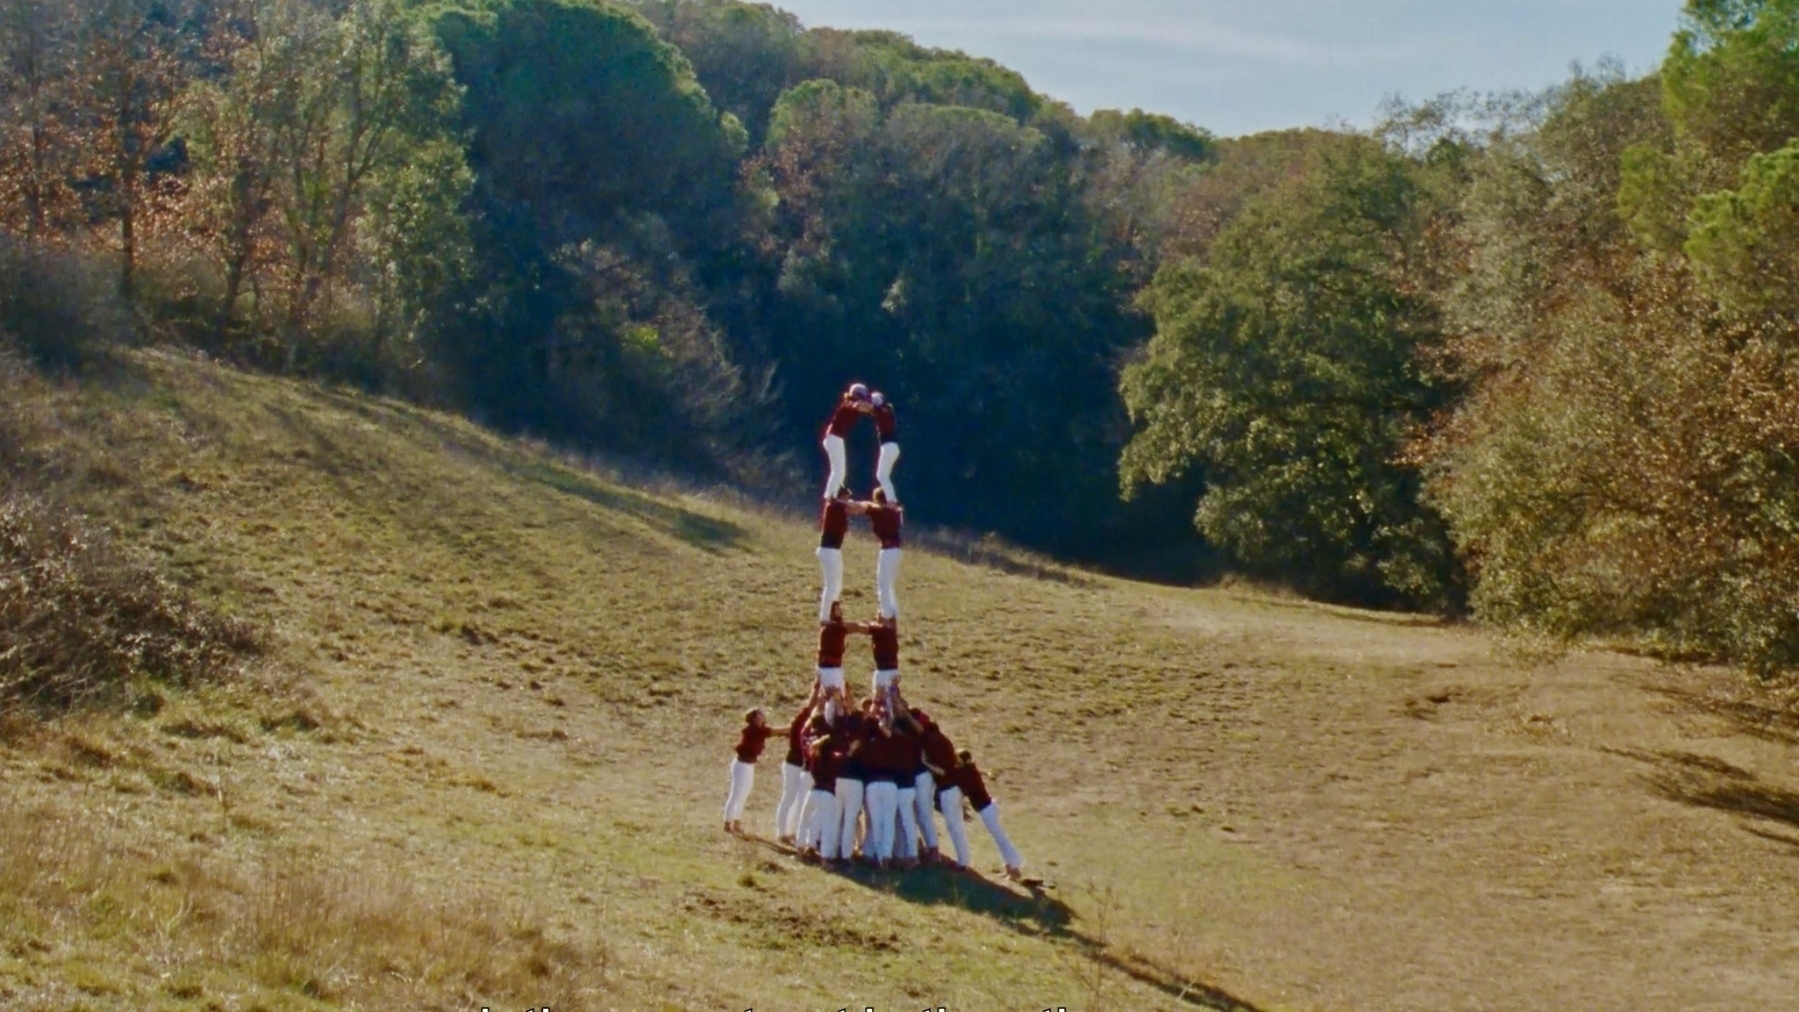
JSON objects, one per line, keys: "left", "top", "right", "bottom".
{"left": 720, "top": 384, "right": 1026, "bottom": 879}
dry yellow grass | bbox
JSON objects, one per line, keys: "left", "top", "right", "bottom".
{"left": 2, "top": 348, "right": 1798, "bottom": 1011}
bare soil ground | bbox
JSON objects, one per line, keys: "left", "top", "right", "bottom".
{"left": 2, "top": 349, "right": 1797, "bottom": 1011}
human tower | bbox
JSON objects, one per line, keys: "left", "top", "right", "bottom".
{"left": 721, "top": 384, "right": 1025, "bottom": 878}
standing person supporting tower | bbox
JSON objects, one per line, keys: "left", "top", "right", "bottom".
{"left": 822, "top": 384, "right": 870, "bottom": 498}
{"left": 953, "top": 747, "right": 1024, "bottom": 880}
{"left": 904, "top": 697, "right": 952, "bottom": 862}
{"left": 864, "top": 488, "right": 904, "bottom": 620}
{"left": 870, "top": 391, "right": 900, "bottom": 502}
{"left": 775, "top": 685, "right": 821, "bottom": 844}
{"left": 889, "top": 706, "right": 925, "bottom": 867}
{"left": 834, "top": 704, "right": 872, "bottom": 866}
{"left": 858, "top": 707, "right": 913, "bottom": 869}
{"left": 817, "top": 488, "right": 862, "bottom": 623}
{"left": 798, "top": 701, "right": 844, "bottom": 860}
{"left": 723, "top": 709, "right": 775, "bottom": 835}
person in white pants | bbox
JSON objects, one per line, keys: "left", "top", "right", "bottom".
{"left": 722, "top": 709, "right": 775, "bottom": 834}
{"left": 870, "top": 391, "right": 900, "bottom": 502}
{"left": 797, "top": 701, "right": 844, "bottom": 859}
{"left": 935, "top": 779, "right": 972, "bottom": 868}
{"left": 862, "top": 489, "right": 904, "bottom": 620}
{"left": 817, "top": 601, "right": 873, "bottom": 699}
{"left": 893, "top": 777, "right": 921, "bottom": 865}
{"left": 953, "top": 748, "right": 1023, "bottom": 878}
{"left": 896, "top": 697, "right": 944, "bottom": 861}
{"left": 863, "top": 775, "right": 900, "bottom": 866}
{"left": 774, "top": 685, "right": 821, "bottom": 844}
{"left": 868, "top": 616, "right": 901, "bottom": 703}
{"left": 834, "top": 704, "right": 870, "bottom": 864}
{"left": 834, "top": 769, "right": 865, "bottom": 864}
{"left": 821, "top": 384, "right": 870, "bottom": 498}
{"left": 816, "top": 489, "right": 865, "bottom": 623}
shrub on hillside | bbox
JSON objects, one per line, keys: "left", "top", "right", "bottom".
{"left": 0, "top": 492, "right": 263, "bottom": 713}
{"left": 0, "top": 237, "right": 133, "bottom": 370}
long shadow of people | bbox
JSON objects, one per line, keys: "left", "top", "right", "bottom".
{"left": 742, "top": 837, "right": 1268, "bottom": 1011}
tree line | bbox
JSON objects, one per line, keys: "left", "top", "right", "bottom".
{"left": 3, "top": 0, "right": 1798, "bottom": 672}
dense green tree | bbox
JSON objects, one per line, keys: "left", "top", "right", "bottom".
{"left": 626, "top": 0, "right": 806, "bottom": 145}
{"left": 1427, "top": 54, "right": 1799, "bottom": 671}
{"left": 0, "top": 0, "right": 83, "bottom": 239}
{"left": 424, "top": 0, "right": 751, "bottom": 460}
{"left": 758, "top": 81, "right": 1146, "bottom": 549}
{"left": 432, "top": 0, "right": 744, "bottom": 246}
{"left": 183, "top": 0, "right": 470, "bottom": 372}
{"left": 1121, "top": 137, "right": 1461, "bottom": 609}
{"left": 1687, "top": 140, "right": 1799, "bottom": 318}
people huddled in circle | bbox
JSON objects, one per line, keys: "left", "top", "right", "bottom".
{"left": 721, "top": 382, "right": 1025, "bottom": 881}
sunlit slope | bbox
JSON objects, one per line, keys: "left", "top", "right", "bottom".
{"left": 3, "top": 349, "right": 1797, "bottom": 1011}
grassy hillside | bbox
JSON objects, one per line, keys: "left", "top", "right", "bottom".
{"left": 3, "top": 349, "right": 1798, "bottom": 1011}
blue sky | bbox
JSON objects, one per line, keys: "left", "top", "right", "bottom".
{"left": 770, "top": 1, "right": 1684, "bottom": 137}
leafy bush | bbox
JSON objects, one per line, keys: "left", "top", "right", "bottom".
{"left": 0, "top": 236, "right": 133, "bottom": 369}
{"left": 0, "top": 491, "right": 262, "bottom": 712}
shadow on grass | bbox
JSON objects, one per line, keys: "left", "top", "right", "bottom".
{"left": 746, "top": 839, "right": 1266, "bottom": 1011}
{"left": 1607, "top": 746, "right": 1799, "bottom": 850}
{"left": 1648, "top": 684, "right": 1799, "bottom": 748}
{"left": 270, "top": 389, "right": 749, "bottom": 556}
{"left": 908, "top": 529, "right": 1100, "bottom": 590}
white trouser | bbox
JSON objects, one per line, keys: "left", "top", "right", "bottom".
{"left": 938, "top": 785, "right": 971, "bottom": 867}
{"left": 873, "top": 668, "right": 899, "bottom": 699}
{"left": 776, "top": 762, "right": 810, "bottom": 839}
{"left": 800, "top": 788, "right": 839, "bottom": 857}
{"left": 835, "top": 778, "right": 864, "bottom": 859}
{"left": 895, "top": 786, "right": 919, "bottom": 860}
{"left": 876, "top": 547, "right": 902, "bottom": 619}
{"left": 864, "top": 780, "right": 900, "bottom": 861}
{"left": 876, "top": 441, "right": 900, "bottom": 502}
{"left": 822, "top": 434, "right": 847, "bottom": 497}
{"left": 913, "top": 770, "right": 938, "bottom": 851}
{"left": 979, "top": 802, "right": 1023, "bottom": 871}
{"left": 817, "top": 546, "right": 843, "bottom": 622}
{"left": 817, "top": 666, "right": 844, "bottom": 692}
{"left": 724, "top": 760, "right": 755, "bottom": 822}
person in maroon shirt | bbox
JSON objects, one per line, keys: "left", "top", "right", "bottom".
{"left": 775, "top": 684, "right": 822, "bottom": 845}
{"left": 817, "top": 599, "right": 873, "bottom": 694}
{"left": 797, "top": 702, "right": 846, "bottom": 860}
{"left": 951, "top": 748, "right": 1024, "bottom": 879}
{"left": 833, "top": 703, "right": 876, "bottom": 866}
{"left": 860, "top": 488, "right": 904, "bottom": 621}
{"left": 901, "top": 696, "right": 955, "bottom": 863}
{"left": 857, "top": 708, "right": 918, "bottom": 869}
{"left": 723, "top": 708, "right": 776, "bottom": 834}
{"left": 869, "top": 390, "right": 900, "bottom": 502}
{"left": 816, "top": 487, "right": 867, "bottom": 624}
{"left": 868, "top": 613, "right": 902, "bottom": 699}
{"left": 821, "top": 383, "right": 871, "bottom": 498}
{"left": 887, "top": 706, "right": 927, "bottom": 867}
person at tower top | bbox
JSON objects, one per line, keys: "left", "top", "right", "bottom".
{"left": 870, "top": 391, "right": 900, "bottom": 503}
{"left": 821, "top": 384, "right": 871, "bottom": 499}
